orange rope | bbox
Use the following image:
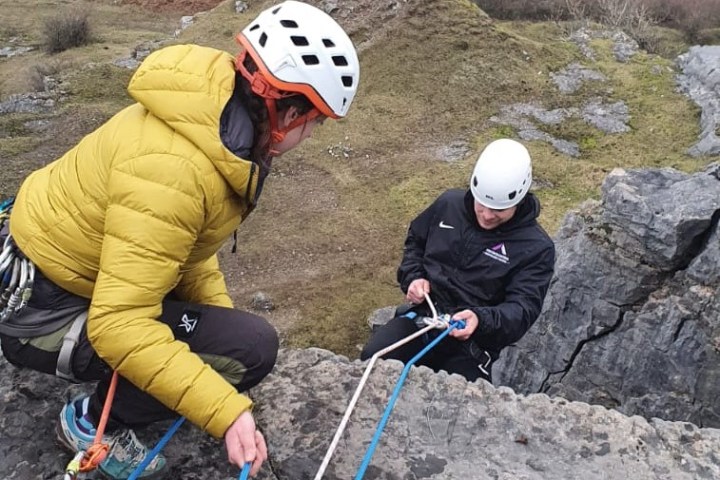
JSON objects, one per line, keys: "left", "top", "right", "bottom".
{"left": 78, "top": 370, "right": 119, "bottom": 472}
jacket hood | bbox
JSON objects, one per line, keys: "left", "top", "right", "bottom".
{"left": 128, "top": 44, "right": 258, "bottom": 200}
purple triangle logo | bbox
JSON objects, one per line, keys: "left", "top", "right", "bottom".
{"left": 491, "top": 243, "right": 507, "bottom": 256}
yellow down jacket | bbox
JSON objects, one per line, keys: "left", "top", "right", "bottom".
{"left": 10, "top": 45, "right": 261, "bottom": 438}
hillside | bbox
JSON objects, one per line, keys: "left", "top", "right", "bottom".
{"left": 0, "top": 0, "right": 709, "bottom": 357}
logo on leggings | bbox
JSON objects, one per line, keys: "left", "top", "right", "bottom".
{"left": 175, "top": 310, "right": 201, "bottom": 338}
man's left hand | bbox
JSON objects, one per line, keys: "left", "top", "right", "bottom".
{"left": 448, "top": 309, "right": 478, "bottom": 341}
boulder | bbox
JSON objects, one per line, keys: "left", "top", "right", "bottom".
{"left": 496, "top": 164, "right": 720, "bottom": 428}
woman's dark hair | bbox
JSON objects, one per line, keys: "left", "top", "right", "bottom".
{"left": 235, "top": 54, "right": 314, "bottom": 163}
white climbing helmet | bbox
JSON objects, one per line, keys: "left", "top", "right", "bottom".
{"left": 470, "top": 139, "right": 532, "bottom": 210}
{"left": 237, "top": 0, "right": 360, "bottom": 119}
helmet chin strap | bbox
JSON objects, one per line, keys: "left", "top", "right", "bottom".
{"left": 236, "top": 50, "right": 320, "bottom": 156}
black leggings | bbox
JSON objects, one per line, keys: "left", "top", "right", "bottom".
{"left": 0, "top": 299, "right": 278, "bottom": 429}
{"left": 360, "top": 315, "right": 492, "bottom": 383}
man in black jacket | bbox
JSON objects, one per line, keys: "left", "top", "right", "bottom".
{"left": 361, "top": 139, "right": 555, "bottom": 383}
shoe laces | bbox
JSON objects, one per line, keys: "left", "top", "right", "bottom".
{"left": 107, "top": 429, "right": 148, "bottom": 465}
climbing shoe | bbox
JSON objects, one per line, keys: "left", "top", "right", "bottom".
{"left": 56, "top": 395, "right": 167, "bottom": 479}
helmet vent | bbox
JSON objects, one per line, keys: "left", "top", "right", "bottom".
{"left": 473, "top": 176, "right": 478, "bottom": 187}
{"left": 280, "top": 19, "right": 298, "bottom": 28}
{"left": 249, "top": 24, "right": 259, "bottom": 31}
{"left": 323, "top": 39, "right": 335, "bottom": 47}
{"left": 259, "top": 33, "right": 268, "bottom": 47}
{"left": 272, "top": 6, "right": 281, "bottom": 14}
{"left": 332, "top": 55, "right": 348, "bottom": 66}
{"left": 291, "top": 36, "right": 309, "bottom": 46}
{"left": 302, "top": 54, "right": 320, "bottom": 65}
{"left": 508, "top": 191, "right": 517, "bottom": 200}
{"left": 342, "top": 75, "right": 353, "bottom": 87}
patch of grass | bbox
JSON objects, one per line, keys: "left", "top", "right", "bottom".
{"left": 64, "top": 64, "right": 134, "bottom": 107}
{"left": 0, "top": 115, "right": 34, "bottom": 138}
{"left": 492, "top": 124, "right": 517, "bottom": 139}
{"left": 0, "top": 136, "right": 42, "bottom": 158}
{"left": 695, "top": 27, "right": 720, "bottom": 46}
{"left": 543, "top": 117, "right": 605, "bottom": 149}
{"left": 287, "top": 273, "right": 402, "bottom": 358}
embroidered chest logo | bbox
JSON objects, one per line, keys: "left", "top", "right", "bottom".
{"left": 483, "top": 242, "right": 509, "bottom": 264}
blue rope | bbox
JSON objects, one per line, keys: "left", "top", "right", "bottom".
{"left": 238, "top": 461, "right": 251, "bottom": 480}
{"left": 127, "top": 416, "right": 186, "bottom": 480}
{"left": 354, "top": 320, "right": 465, "bottom": 479}
{"left": 125, "top": 416, "right": 254, "bottom": 480}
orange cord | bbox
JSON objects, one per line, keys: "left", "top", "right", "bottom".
{"left": 78, "top": 370, "right": 119, "bottom": 472}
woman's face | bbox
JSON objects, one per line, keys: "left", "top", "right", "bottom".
{"left": 271, "top": 107, "right": 325, "bottom": 156}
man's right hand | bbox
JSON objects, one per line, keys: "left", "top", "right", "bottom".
{"left": 406, "top": 278, "right": 430, "bottom": 304}
{"left": 224, "top": 410, "right": 267, "bottom": 477}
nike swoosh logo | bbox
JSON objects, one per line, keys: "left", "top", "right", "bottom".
{"left": 439, "top": 221, "right": 454, "bottom": 229}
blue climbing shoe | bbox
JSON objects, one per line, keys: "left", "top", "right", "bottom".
{"left": 56, "top": 396, "right": 166, "bottom": 479}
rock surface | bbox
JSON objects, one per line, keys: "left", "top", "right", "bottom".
{"left": 495, "top": 164, "right": 720, "bottom": 428}
{"left": 677, "top": 45, "right": 720, "bottom": 156}
{"left": 3, "top": 347, "right": 720, "bottom": 479}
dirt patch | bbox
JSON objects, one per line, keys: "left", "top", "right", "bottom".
{"left": 121, "top": 0, "right": 225, "bottom": 14}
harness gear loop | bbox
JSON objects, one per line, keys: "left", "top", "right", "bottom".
{"left": 56, "top": 311, "right": 88, "bottom": 382}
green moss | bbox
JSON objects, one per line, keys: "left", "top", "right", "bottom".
{"left": 492, "top": 125, "right": 517, "bottom": 139}
{"left": 578, "top": 135, "right": 598, "bottom": 151}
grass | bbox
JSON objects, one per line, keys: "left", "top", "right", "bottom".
{"left": 0, "top": 0, "right": 712, "bottom": 358}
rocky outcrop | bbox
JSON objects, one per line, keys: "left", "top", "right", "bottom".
{"left": 495, "top": 164, "right": 720, "bottom": 428}
{"left": 3, "top": 347, "right": 720, "bottom": 479}
{"left": 677, "top": 45, "right": 720, "bottom": 156}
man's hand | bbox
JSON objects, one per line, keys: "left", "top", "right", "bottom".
{"left": 224, "top": 410, "right": 267, "bottom": 477}
{"left": 406, "top": 278, "right": 430, "bottom": 304}
{"left": 448, "top": 309, "right": 479, "bottom": 341}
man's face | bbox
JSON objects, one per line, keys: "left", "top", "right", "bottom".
{"left": 473, "top": 201, "right": 517, "bottom": 230}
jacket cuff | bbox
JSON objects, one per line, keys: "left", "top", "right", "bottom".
{"left": 471, "top": 307, "right": 492, "bottom": 335}
{"left": 207, "top": 394, "right": 254, "bottom": 439}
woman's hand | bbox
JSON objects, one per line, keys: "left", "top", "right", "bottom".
{"left": 224, "top": 411, "right": 267, "bottom": 477}
{"left": 406, "top": 278, "right": 430, "bottom": 304}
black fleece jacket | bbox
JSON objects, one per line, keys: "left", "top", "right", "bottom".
{"left": 397, "top": 189, "right": 555, "bottom": 357}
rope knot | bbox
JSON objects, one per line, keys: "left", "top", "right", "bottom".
{"left": 80, "top": 442, "right": 110, "bottom": 472}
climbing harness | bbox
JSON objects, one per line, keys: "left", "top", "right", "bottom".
{"left": 56, "top": 311, "right": 88, "bottom": 382}
{"left": 314, "top": 293, "right": 465, "bottom": 480}
{"left": 0, "top": 198, "right": 35, "bottom": 323}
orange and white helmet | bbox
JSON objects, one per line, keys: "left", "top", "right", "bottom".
{"left": 237, "top": 0, "right": 359, "bottom": 119}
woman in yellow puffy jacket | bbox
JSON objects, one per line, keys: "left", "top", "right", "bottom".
{"left": 0, "top": 1, "right": 359, "bottom": 478}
